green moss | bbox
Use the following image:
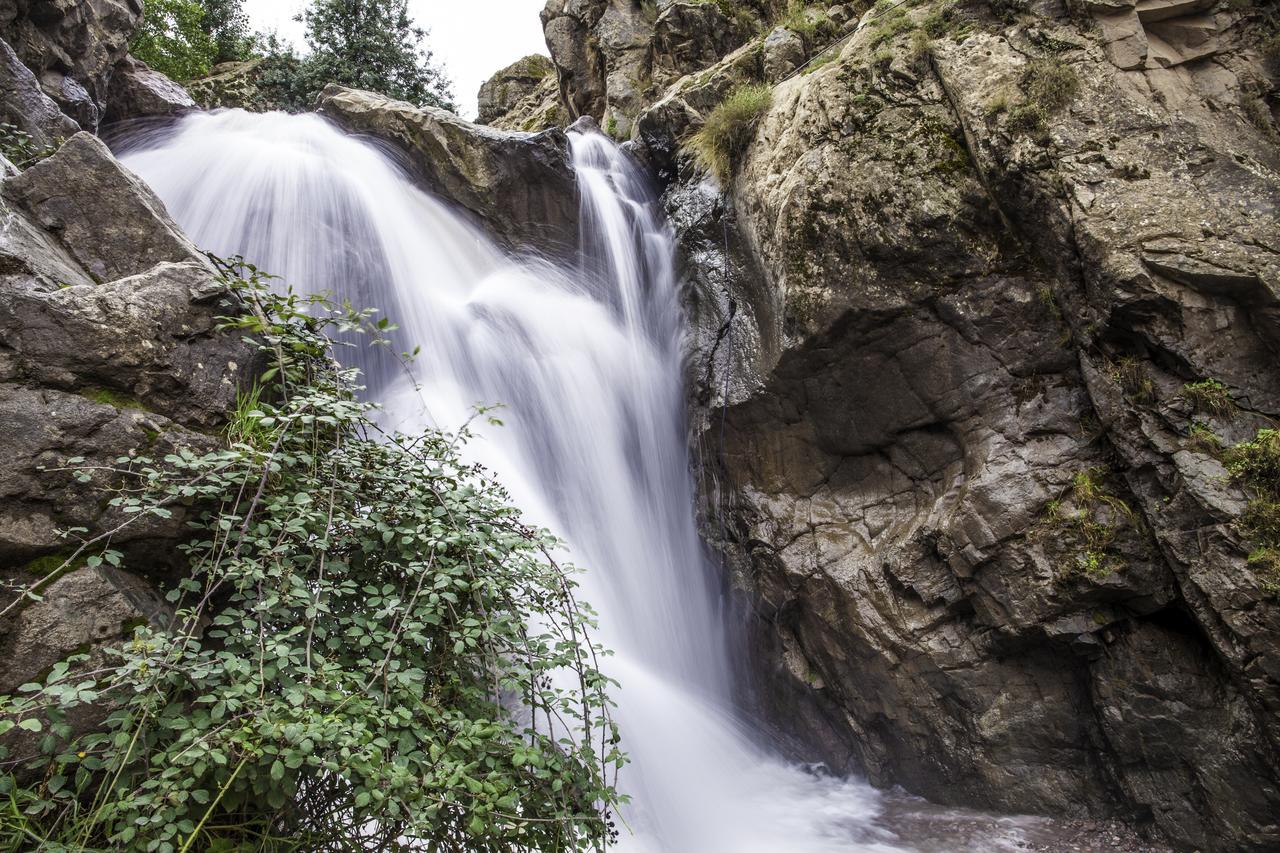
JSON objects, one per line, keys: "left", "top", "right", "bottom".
{"left": 685, "top": 83, "right": 773, "bottom": 182}
{"left": 82, "top": 386, "right": 147, "bottom": 411}
{"left": 23, "top": 553, "right": 79, "bottom": 577}
{"left": 1224, "top": 429, "right": 1280, "bottom": 596}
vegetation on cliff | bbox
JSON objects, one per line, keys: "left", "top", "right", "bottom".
{"left": 135, "top": 0, "right": 456, "bottom": 113}
{"left": 0, "top": 261, "right": 623, "bottom": 851}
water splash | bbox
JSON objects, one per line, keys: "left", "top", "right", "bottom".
{"left": 118, "top": 109, "right": 1042, "bottom": 852}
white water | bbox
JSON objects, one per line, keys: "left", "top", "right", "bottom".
{"left": 117, "top": 110, "right": 1040, "bottom": 852}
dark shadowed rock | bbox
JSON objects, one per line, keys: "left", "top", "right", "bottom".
{"left": 0, "top": 37, "right": 77, "bottom": 149}
{"left": 0, "top": 0, "right": 143, "bottom": 129}
{"left": 317, "top": 85, "right": 580, "bottom": 258}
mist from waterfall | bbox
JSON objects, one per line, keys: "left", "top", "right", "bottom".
{"left": 117, "top": 110, "right": 1042, "bottom": 853}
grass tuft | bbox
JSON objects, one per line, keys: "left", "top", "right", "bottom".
{"left": 686, "top": 83, "right": 773, "bottom": 183}
{"left": 1181, "top": 379, "right": 1235, "bottom": 417}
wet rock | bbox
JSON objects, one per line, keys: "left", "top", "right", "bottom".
{"left": 317, "top": 84, "right": 580, "bottom": 258}
{"left": 639, "top": 4, "right": 1280, "bottom": 849}
{"left": 0, "top": 37, "right": 77, "bottom": 150}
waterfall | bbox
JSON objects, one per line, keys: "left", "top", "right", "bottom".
{"left": 117, "top": 110, "right": 1042, "bottom": 852}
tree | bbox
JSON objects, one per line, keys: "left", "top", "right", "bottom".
{"left": 129, "top": 0, "right": 216, "bottom": 82}
{"left": 199, "top": 0, "right": 255, "bottom": 64}
{"left": 129, "top": 0, "right": 254, "bottom": 82}
{"left": 298, "top": 0, "right": 456, "bottom": 111}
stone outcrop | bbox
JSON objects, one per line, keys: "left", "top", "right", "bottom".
{"left": 0, "top": 37, "right": 78, "bottom": 150}
{"left": 540, "top": 0, "right": 778, "bottom": 137}
{"left": 0, "top": 125, "right": 254, "bottom": 709}
{"left": 0, "top": 0, "right": 143, "bottom": 130}
{"left": 572, "top": 0, "right": 1280, "bottom": 849}
{"left": 477, "top": 54, "right": 556, "bottom": 124}
{"left": 317, "top": 84, "right": 581, "bottom": 258}
{"left": 103, "top": 55, "right": 197, "bottom": 124}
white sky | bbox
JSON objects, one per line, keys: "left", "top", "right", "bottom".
{"left": 242, "top": 0, "right": 550, "bottom": 119}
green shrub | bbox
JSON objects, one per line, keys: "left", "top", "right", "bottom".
{"left": 686, "top": 83, "right": 773, "bottom": 182}
{"left": 0, "top": 259, "right": 624, "bottom": 851}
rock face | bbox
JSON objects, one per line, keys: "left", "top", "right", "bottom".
{"left": 317, "top": 84, "right": 581, "bottom": 258}
{"left": 540, "top": 0, "right": 774, "bottom": 136}
{"left": 560, "top": 0, "right": 1280, "bottom": 849}
{"left": 0, "top": 37, "right": 78, "bottom": 149}
{"left": 477, "top": 54, "right": 555, "bottom": 124}
{"left": 0, "top": 124, "right": 254, "bottom": 710}
{"left": 103, "top": 55, "right": 197, "bottom": 123}
{"left": 0, "top": 0, "right": 143, "bottom": 130}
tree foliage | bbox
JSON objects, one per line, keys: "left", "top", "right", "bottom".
{"left": 295, "top": 0, "right": 456, "bottom": 111}
{"left": 130, "top": 0, "right": 217, "bottom": 82}
{"left": 130, "top": 0, "right": 255, "bottom": 81}
{"left": 0, "top": 259, "right": 624, "bottom": 851}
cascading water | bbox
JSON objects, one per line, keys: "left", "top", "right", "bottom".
{"left": 117, "top": 110, "right": 1047, "bottom": 852}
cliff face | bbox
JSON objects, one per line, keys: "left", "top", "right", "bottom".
{"left": 535, "top": 0, "right": 1280, "bottom": 848}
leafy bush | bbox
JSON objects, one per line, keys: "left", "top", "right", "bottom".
{"left": 1006, "top": 58, "right": 1080, "bottom": 137}
{"left": 0, "top": 260, "right": 623, "bottom": 851}
{"left": 686, "top": 83, "right": 773, "bottom": 183}
{"left": 0, "top": 123, "right": 57, "bottom": 169}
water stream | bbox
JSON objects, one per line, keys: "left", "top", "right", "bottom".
{"left": 116, "top": 110, "right": 1052, "bottom": 852}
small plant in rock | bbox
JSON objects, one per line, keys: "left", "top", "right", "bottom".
{"left": 686, "top": 83, "right": 773, "bottom": 183}
{"left": 1109, "top": 356, "right": 1156, "bottom": 403}
{"left": 1186, "top": 422, "right": 1224, "bottom": 455}
{"left": 1006, "top": 58, "right": 1080, "bottom": 138}
{"left": 0, "top": 259, "right": 625, "bottom": 851}
{"left": 0, "top": 123, "right": 58, "bottom": 169}
{"left": 1181, "top": 379, "right": 1236, "bottom": 417}
{"left": 1225, "top": 428, "right": 1280, "bottom": 596}
{"left": 1037, "top": 467, "right": 1137, "bottom": 581}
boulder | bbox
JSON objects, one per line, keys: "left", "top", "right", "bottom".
{"left": 317, "top": 85, "right": 580, "bottom": 258}
{"left": 3, "top": 132, "right": 206, "bottom": 282}
{"left": 103, "top": 55, "right": 197, "bottom": 124}
{"left": 762, "top": 26, "right": 807, "bottom": 82}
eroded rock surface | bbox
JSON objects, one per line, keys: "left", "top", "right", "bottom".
{"left": 580, "top": 0, "right": 1280, "bottom": 848}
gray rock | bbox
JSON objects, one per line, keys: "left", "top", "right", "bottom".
{"left": 0, "top": 0, "right": 143, "bottom": 130}
{"left": 103, "top": 55, "right": 197, "bottom": 124}
{"left": 0, "top": 36, "right": 77, "bottom": 149}
{"left": 477, "top": 54, "right": 555, "bottom": 125}
{"left": 763, "top": 27, "right": 807, "bottom": 83}
{"left": 317, "top": 85, "right": 580, "bottom": 259}
{"left": 3, "top": 132, "right": 205, "bottom": 282}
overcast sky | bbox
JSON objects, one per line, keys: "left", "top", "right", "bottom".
{"left": 242, "top": 0, "right": 549, "bottom": 119}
